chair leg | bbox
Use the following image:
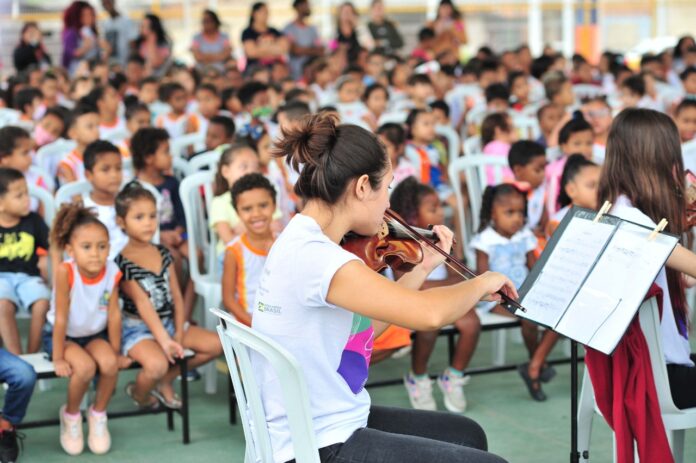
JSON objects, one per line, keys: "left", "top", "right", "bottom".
{"left": 577, "top": 370, "right": 595, "bottom": 462}
{"left": 671, "top": 429, "right": 685, "bottom": 463}
{"left": 203, "top": 295, "right": 219, "bottom": 395}
{"left": 492, "top": 329, "right": 506, "bottom": 366}
{"left": 229, "top": 375, "right": 237, "bottom": 425}
{"left": 180, "top": 357, "right": 191, "bottom": 444}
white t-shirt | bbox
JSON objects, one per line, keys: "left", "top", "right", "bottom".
{"left": 82, "top": 194, "right": 129, "bottom": 260}
{"left": 611, "top": 195, "right": 693, "bottom": 367}
{"left": 251, "top": 214, "right": 371, "bottom": 463}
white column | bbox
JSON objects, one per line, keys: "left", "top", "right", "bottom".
{"left": 562, "top": 0, "right": 575, "bottom": 57}
{"left": 655, "top": 0, "right": 667, "bottom": 37}
{"left": 528, "top": 0, "right": 543, "bottom": 57}
{"left": 319, "top": 0, "right": 333, "bottom": 41}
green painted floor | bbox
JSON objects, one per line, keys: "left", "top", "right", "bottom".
{"left": 9, "top": 328, "right": 696, "bottom": 463}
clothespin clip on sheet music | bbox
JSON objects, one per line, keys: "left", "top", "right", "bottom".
{"left": 648, "top": 219, "right": 668, "bottom": 241}
{"left": 594, "top": 201, "right": 612, "bottom": 223}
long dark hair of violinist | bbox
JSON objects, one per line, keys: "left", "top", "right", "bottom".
{"left": 597, "top": 108, "right": 687, "bottom": 324}
{"left": 272, "top": 112, "right": 389, "bottom": 205}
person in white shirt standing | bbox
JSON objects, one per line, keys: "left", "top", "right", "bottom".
{"left": 101, "top": 0, "right": 138, "bottom": 68}
{"left": 253, "top": 112, "right": 514, "bottom": 463}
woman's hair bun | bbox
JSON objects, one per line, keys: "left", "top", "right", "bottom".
{"left": 273, "top": 112, "right": 338, "bottom": 171}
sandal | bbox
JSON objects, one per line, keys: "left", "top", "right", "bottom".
{"left": 517, "top": 363, "right": 547, "bottom": 402}
{"left": 540, "top": 364, "right": 557, "bottom": 383}
{"left": 150, "top": 387, "right": 182, "bottom": 409}
{"left": 125, "top": 382, "right": 161, "bottom": 410}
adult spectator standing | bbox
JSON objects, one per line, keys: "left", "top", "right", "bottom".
{"left": 367, "top": 0, "right": 403, "bottom": 55}
{"left": 332, "top": 2, "right": 373, "bottom": 64}
{"left": 62, "top": 1, "right": 110, "bottom": 75}
{"left": 241, "top": 2, "right": 289, "bottom": 74}
{"left": 191, "top": 9, "right": 232, "bottom": 73}
{"left": 283, "top": 0, "right": 323, "bottom": 81}
{"left": 428, "top": 0, "right": 467, "bottom": 57}
{"left": 135, "top": 13, "right": 172, "bottom": 78}
{"left": 13, "top": 22, "right": 52, "bottom": 74}
{"left": 101, "top": 0, "right": 138, "bottom": 68}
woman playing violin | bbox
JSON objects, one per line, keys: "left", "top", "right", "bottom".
{"left": 252, "top": 112, "right": 514, "bottom": 463}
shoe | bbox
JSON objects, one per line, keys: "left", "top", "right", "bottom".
{"left": 150, "top": 387, "right": 182, "bottom": 409}
{"left": 87, "top": 406, "right": 111, "bottom": 455}
{"left": 0, "top": 427, "right": 21, "bottom": 463}
{"left": 391, "top": 345, "right": 412, "bottom": 359}
{"left": 177, "top": 368, "right": 201, "bottom": 382}
{"left": 125, "top": 382, "right": 160, "bottom": 411}
{"left": 437, "top": 370, "right": 470, "bottom": 413}
{"left": 540, "top": 364, "right": 557, "bottom": 383}
{"left": 59, "top": 405, "right": 84, "bottom": 455}
{"left": 517, "top": 363, "right": 547, "bottom": 402}
{"left": 403, "top": 372, "right": 437, "bottom": 411}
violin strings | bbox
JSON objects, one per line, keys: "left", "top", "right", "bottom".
{"left": 385, "top": 217, "right": 470, "bottom": 282}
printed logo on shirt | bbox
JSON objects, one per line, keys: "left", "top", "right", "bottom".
{"left": 99, "top": 290, "right": 110, "bottom": 311}
{"left": 0, "top": 232, "right": 35, "bottom": 261}
{"left": 257, "top": 301, "right": 281, "bottom": 315}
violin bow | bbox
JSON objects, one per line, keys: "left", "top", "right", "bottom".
{"left": 384, "top": 209, "right": 526, "bottom": 313}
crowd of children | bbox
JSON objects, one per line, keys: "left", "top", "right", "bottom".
{"left": 1, "top": 0, "right": 696, "bottom": 461}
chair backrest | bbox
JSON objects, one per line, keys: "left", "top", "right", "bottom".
{"left": 102, "top": 127, "right": 129, "bottom": 145}
{"left": 512, "top": 115, "right": 541, "bottom": 140}
{"left": 28, "top": 165, "right": 56, "bottom": 193}
{"left": 463, "top": 135, "right": 482, "bottom": 157}
{"left": 180, "top": 171, "right": 217, "bottom": 281}
{"left": 377, "top": 110, "right": 408, "bottom": 125}
{"left": 35, "top": 138, "right": 77, "bottom": 180}
{"left": 28, "top": 184, "right": 55, "bottom": 226}
{"left": 572, "top": 84, "right": 606, "bottom": 101}
{"left": 173, "top": 157, "right": 192, "bottom": 181}
{"left": 170, "top": 132, "right": 205, "bottom": 159}
{"left": 189, "top": 150, "right": 221, "bottom": 172}
{"left": 0, "top": 108, "right": 21, "bottom": 128}
{"left": 211, "top": 308, "right": 320, "bottom": 463}
{"left": 435, "top": 124, "right": 461, "bottom": 163}
{"left": 638, "top": 297, "right": 684, "bottom": 414}
{"left": 448, "top": 155, "right": 510, "bottom": 254}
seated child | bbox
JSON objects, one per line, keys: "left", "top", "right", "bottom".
{"left": 14, "top": 87, "right": 43, "bottom": 123}
{"left": 508, "top": 140, "right": 548, "bottom": 236}
{"left": 44, "top": 204, "right": 126, "bottom": 456}
{"left": 115, "top": 182, "right": 222, "bottom": 410}
{"left": 535, "top": 103, "right": 563, "bottom": 148}
{"left": 138, "top": 77, "right": 159, "bottom": 107}
{"left": 392, "top": 177, "right": 481, "bottom": 414}
{"left": 680, "top": 66, "right": 696, "bottom": 100}
{"left": 481, "top": 112, "right": 517, "bottom": 185}
{"left": 200, "top": 115, "right": 235, "bottom": 156}
{"left": 484, "top": 83, "right": 511, "bottom": 113}
{"left": 154, "top": 82, "right": 197, "bottom": 140}
{"left": 210, "top": 144, "right": 261, "bottom": 251}
{"left": 82, "top": 140, "right": 129, "bottom": 259}
{"left": 543, "top": 71, "right": 575, "bottom": 112}
{"left": 545, "top": 115, "right": 594, "bottom": 214}
{"left": 0, "top": 348, "right": 37, "bottom": 462}
{"left": 88, "top": 85, "right": 127, "bottom": 143}
{"left": 429, "top": 100, "right": 451, "bottom": 127}
{"left": 118, "top": 102, "right": 152, "bottom": 167}
{"left": 34, "top": 106, "right": 68, "bottom": 148}
{"left": 0, "top": 168, "right": 50, "bottom": 355}
{"left": 404, "top": 108, "right": 448, "bottom": 195}
{"left": 546, "top": 154, "right": 600, "bottom": 237}
{"left": 335, "top": 75, "right": 370, "bottom": 130}
{"left": 509, "top": 71, "right": 531, "bottom": 111}
{"left": 0, "top": 126, "right": 51, "bottom": 211}
{"left": 673, "top": 99, "right": 696, "bottom": 144}
{"left": 191, "top": 83, "right": 223, "bottom": 137}
{"left": 362, "top": 83, "right": 388, "bottom": 130}
{"left": 619, "top": 74, "right": 647, "bottom": 110}
{"left": 222, "top": 173, "right": 276, "bottom": 326}
{"left": 234, "top": 81, "right": 273, "bottom": 141}
{"left": 377, "top": 123, "right": 415, "bottom": 187}
{"left": 57, "top": 102, "right": 100, "bottom": 185}
{"left": 580, "top": 96, "right": 613, "bottom": 163}
{"left": 411, "top": 27, "right": 435, "bottom": 62}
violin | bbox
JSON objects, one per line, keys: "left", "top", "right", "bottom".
{"left": 341, "top": 209, "right": 525, "bottom": 314}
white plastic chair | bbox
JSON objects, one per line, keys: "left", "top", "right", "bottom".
{"left": 173, "top": 156, "right": 192, "bottom": 180}
{"left": 211, "top": 308, "right": 320, "bottom": 463}
{"left": 577, "top": 297, "right": 696, "bottom": 463}
{"left": 512, "top": 115, "right": 541, "bottom": 140}
{"left": 180, "top": 171, "right": 219, "bottom": 394}
{"left": 35, "top": 138, "right": 77, "bottom": 181}
{"left": 102, "top": 127, "right": 129, "bottom": 145}
{"left": 189, "top": 150, "right": 221, "bottom": 172}
{"left": 435, "top": 124, "right": 461, "bottom": 163}
{"left": 572, "top": 84, "right": 606, "bottom": 101}
{"left": 0, "top": 108, "right": 21, "bottom": 128}
{"left": 448, "top": 155, "right": 510, "bottom": 262}
{"left": 462, "top": 135, "right": 482, "bottom": 157}
{"left": 28, "top": 165, "right": 55, "bottom": 193}
{"left": 28, "top": 184, "right": 55, "bottom": 226}
{"left": 377, "top": 110, "right": 408, "bottom": 125}
{"left": 170, "top": 132, "right": 205, "bottom": 159}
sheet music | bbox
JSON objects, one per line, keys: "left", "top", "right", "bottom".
{"left": 521, "top": 217, "right": 616, "bottom": 327}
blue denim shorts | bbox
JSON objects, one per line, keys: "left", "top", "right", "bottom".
{"left": 0, "top": 272, "right": 50, "bottom": 311}
{"left": 41, "top": 324, "right": 108, "bottom": 360}
{"left": 121, "top": 316, "right": 175, "bottom": 355}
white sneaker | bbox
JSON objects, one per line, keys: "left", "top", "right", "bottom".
{"left": 437, "top": 370, "right": 470, "bottom": 413}
{"left": 59, "top": 405, "right": 84, "bottom": 455}
{"left": 403, "top": 372, "right": 437, "bottom": 411}
{"left": 87, "top": 406, "right": 111, "bottom": 454}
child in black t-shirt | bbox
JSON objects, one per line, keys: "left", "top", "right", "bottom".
{"left": 0, "top": 167, "right": 50, "bottom": 354}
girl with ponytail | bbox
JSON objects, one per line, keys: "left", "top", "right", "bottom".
{"left": 253, "top": 112, "right": 513, "bottom": 463}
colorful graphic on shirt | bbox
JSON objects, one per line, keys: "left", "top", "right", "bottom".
{"left": 0, "top": 232, "right": 35, "bottom": 261}
{"left": 337, "top": 313, "right": 374, "bottom": 394}
{"left": 98, "top": 290, "right": 110, "bottom": 311}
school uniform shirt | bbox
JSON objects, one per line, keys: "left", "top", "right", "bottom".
{"left": 82, "top": 194, "right": 129, "bottom": 260}
{"left": 611, "top": 195, "right": 693, "bottom": 367}
{"left": 189, "top": 112, "right": 208, "bottom": 137}
{"left": 58, "top": 150, "right": 85, "bottom": 185}
{"left": 482, "top": 141, "right": 514, "bottom": 186}
{"left": 593, "top": 144, "right": 606, "bottom": 165}
{"left": 155, "top": 112, "right": 197, "bottom": 139}
{"left": 336, "top": 102, "right": 371, "bottom": 131}
{"left": 99, "top": 117, "right": 127, "bottom": 142}
{"left": 47, "top": 260, "right": 121, "bottom": 338}
{"left": 251, "top": 214, "right": 371, "bottom": 463}
{"left": 225, "top": 234, "right": 268, "bottom": 314}
{"left": 148, "top": 176, "right": 185, "bottom": 232}
{"left": 0, "top": 212, "right": 48, "bottom": 276}
{"left": 527, "top": 184, "right": 546, "bottom": 231}
{"left": 470, "top": 226, "right": 537, "bottom": 290}
{"left": 390, "top": 157, "right": 417, "bottom": 188}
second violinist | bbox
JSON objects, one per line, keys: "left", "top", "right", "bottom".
{"left": 252, "top": 112, "right": 514, "bottom": 463}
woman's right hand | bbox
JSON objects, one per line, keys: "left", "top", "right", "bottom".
{"left": 54, "top": 359, "right": 72, "bottom": 377}
{"left": 159, "top": 338, "right": 184, "bottom": 364}
{"left": 478, "top": 271, "right": 519, "bottom": 302}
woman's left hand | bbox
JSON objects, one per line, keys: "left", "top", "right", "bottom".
{"left": 420, "top": 225, "right": 454, "bottom": 273}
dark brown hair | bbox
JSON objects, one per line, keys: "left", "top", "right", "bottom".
{"left": 51, "top": 202, "right": 107, "bottom": 250}
{"left": 213, "top": 143, "right": 259, "bottom": 196}
{"left": 272, "top": 112, "right": 388, "bottom": 204}
{"left": 481, "top": 112, "right": 512, "bottom": 146}
{"left": 598, "top": 108, "right": 687, "bottom": 321}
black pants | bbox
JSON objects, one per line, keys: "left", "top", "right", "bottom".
{"left": 316, "top": 405, "right": 507, "bottom": 463}
{"left": 667, "top": 354, "right": 696, "bottom": 409}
